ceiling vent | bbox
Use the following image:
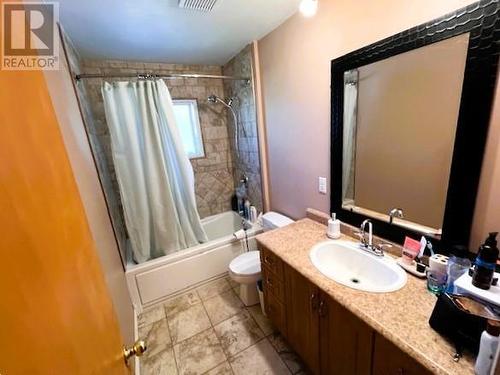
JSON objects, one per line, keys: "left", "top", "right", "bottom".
{"left": 178, "top": 0, "right": 218, "bottom": 12}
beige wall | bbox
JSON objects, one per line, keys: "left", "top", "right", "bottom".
{"left": 258, "top": 0, "right": 499, "bottom": 248}
{"left": 353, "top": 34, "right": 468, "bottom": 229}
{"left": 44, "top": 31, "right": 134, "bottom": 344}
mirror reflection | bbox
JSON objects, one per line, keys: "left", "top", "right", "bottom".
{"left": 342, "top": 33, "right": 470, "bottom": 235}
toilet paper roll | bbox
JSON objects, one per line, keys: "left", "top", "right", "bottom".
{"left": 233, "top": 229, "right": 246, "bottom": 240}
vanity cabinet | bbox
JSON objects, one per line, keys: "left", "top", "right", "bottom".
{"left": 261, "top": 246, "right": 287, "bottom": 335}
{"left": 284, "top": 265, "right": 320, "bottom": 374}
{"left": 261, "top": 247, "right": 371, "bottom": 375}
{"left": 319, "top": 294, "right": 373, "bottom": 375}
{"left": 283, "top": 265, "right": 372, "bottom": 375}
{"left": 260, "top": 245, "right": 433, "bottom": 375}
{"left": 372, "top": 334, "right": 432, "bottom": 375}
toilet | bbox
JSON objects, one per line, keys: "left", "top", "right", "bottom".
{"left": 229, "top": 211, "right": 294, "bottom": 306}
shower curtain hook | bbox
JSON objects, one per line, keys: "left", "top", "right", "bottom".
{"left": 137, "top": 73, "right": 156, "bottom": 80}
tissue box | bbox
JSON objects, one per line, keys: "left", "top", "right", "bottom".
{"left": 455, "top": 272, "right": 500, "bottom": 307}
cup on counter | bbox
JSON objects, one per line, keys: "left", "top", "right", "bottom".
{"left": 427, "top": 269, "right": 448, "bottom": 294}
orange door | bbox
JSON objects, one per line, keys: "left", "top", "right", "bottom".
{"left": 0, "top": 66, "right": 130, "bottom": 373}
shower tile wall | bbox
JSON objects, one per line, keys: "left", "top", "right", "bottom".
{"left": 223, "top": 46, "right": 263, "bottom": 213}
{"left": 76, "top": 59, "right": 236, "bottom": 223}
{"left": 62, "top": 30, "right": 263, "bottom": 264}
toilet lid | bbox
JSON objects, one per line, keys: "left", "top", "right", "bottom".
{"left": 229, "top": 251, "right": 261, "bottom": 276}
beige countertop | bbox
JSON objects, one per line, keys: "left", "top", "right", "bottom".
{"left": 256, "top": 218, "right": 474, "bottom": 375}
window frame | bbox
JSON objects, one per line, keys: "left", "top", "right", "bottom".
{"left": 172, "top": 98, "right": 206, "bottom": 160}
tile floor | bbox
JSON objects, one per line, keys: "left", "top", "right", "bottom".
{"left": 138, "top": 276, "right": 308, "bottom": 375}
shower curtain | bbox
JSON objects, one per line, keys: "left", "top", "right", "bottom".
{"left": 102, "top": 80, "right": 208, "bottom": 263}
{"left": 342, "top": 70, "right": 359, "bottom": 203}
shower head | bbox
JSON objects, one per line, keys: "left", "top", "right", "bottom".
{"left": 207, "top": 93, "right": 245, "bottom": 160}
{"left": 207, "top": 94, "right": 234, "bottom": 108}
{"left": 207, "top": 94, "right": 218, "bottom": 103}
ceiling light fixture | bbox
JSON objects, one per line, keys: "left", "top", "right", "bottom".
{"left": 299, "top": 0, "right": 318, "bottom": 17}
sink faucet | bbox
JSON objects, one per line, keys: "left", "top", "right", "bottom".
{"left": 389, "top": 208, "right": 404, "bottom": 224}
{"left": 359, "top": 219, "right": 373, "bottom": 248}
{"left": 355, "top": 219, "right": 392, "bottom": 257}
{"left": 240, "top": 175, "right": 248, "bottom": 187}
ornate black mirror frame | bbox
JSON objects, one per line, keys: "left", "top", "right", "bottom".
{"left": 331, "top": 0, "right": 499, "bottom": 250}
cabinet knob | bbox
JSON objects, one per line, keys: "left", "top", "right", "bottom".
{"left": 310, "top": 293, "right": 319, "bottom": 310}
{"left": 318, "top": 300, "right": 328, "bottom": 317}
{"left": 266, "top": 277, "right": 273, "bottom": 286}
{"left": 264, "top": 256, "right": 274, "bottom": 265}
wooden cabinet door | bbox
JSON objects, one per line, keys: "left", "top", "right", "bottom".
{"left": 284, "top": 265, "right": 320, "bottom": 374}
{"left": 320, "top": 294, "right": 373, "bottom": 375}
{"left": 263, "top": 266, "right": 287, "bottom": 335}
{"left": 372, "top": 334, "right": 432, "bottom": 375}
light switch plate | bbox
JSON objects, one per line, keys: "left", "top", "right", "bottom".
{"left": 318, "top": 177, "right": 327, "bottom": 194}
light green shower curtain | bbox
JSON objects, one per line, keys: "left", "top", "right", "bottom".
{"left": 342, "top": 69, "right": 359, "bottom": 203}
{"left": 102, "top": 79, "right": 208, "bottom": 263}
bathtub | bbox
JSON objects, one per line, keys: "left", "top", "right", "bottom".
{"left": 125, "top": 211, "right": 262, "bottom": 310}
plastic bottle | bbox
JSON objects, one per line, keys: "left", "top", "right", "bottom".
{"left": 475, "top": 320, "right": 500, "bottom": 375}
{"left": 235, "top": 184, "right": 247, "bottom": 215}
{"left": 445, "top": 245, "right": 471, "bottom": 294}
{"left": 472, "top": 233, "right": 499, "bottom": 290}
{"left": 327, "top": 213, "right": 341, "bottom": 239}
{"left": 249, "top": 206, "right": 258, "bottom": 223}
{"left": 243, "top": 200, "right": 251, "bottom": 220}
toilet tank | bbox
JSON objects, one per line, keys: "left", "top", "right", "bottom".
{"left": 262, "top": 211, "right": 294, "bottom": 231}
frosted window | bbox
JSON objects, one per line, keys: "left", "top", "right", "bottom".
{"left": 172, "top": 99, "right": 205, "bottom": 159}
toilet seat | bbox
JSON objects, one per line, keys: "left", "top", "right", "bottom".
{"left": 229, "top": 251, "right": 261, "bottom": 284}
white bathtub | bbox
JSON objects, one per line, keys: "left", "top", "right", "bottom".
{"left": 126, "top": 211, "right": 262, "bottom": 310}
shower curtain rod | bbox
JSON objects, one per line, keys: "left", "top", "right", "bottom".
{"left": 74, "top": 72, "right": 251, "bottom": 83}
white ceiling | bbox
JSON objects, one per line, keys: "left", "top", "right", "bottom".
{"left": 58, "top": 0, "right": 301, "bottom": 65}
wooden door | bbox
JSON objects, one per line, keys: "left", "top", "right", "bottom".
{"left": 319, "top": 294, "right": 373, "bottom": 375}
{"left": 0, "top": 67, "right": 129, "bottom": 372}
{"left": 372, "top": 334, "right": 432, "bottom": 375}
{"left": 284, "top": 265, "right": 320, "bottom": 374}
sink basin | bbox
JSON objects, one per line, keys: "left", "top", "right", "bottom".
{"left": 309, "top": 240, "right": 407, "bottom": 293}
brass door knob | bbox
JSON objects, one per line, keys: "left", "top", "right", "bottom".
{"left": 123, "top": 340, "right": 147, "bottom": 362}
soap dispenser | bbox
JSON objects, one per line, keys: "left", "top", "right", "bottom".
{"left": 327, "top": 213, "right": 341, "bottom": 239}
{"left": 472, "top": 232, "right": 499, "bottom": 290}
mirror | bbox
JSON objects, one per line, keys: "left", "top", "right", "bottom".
{"left": 331, "top": 4, "right": 499, "bottom": 247}
{"left": 341, "top": 34, "right": 470, "bottom": 236}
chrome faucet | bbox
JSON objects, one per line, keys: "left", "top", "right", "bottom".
{"left": 240, "top": 175, "right": 248, "bottom": 187}
{"left": 389, "top": 208, "right": 404, "bottom": 224}
{"left": 355, "top": 219, "right": 392, "bottom": 257}
{"left": 359, "top": 219, "right": 373, "bottom": 248}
